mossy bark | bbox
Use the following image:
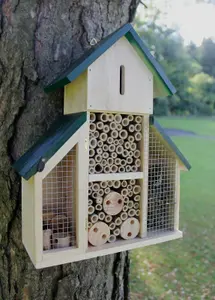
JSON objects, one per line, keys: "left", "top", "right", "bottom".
{"left": 0, "top": 0, "right": 139, "bottom": 299}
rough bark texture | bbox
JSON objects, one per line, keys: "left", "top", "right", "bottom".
{"left": 0, "top": 0, "right": 139, "bottom": 299}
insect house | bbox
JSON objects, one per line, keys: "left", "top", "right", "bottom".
{"left": 13, "top": 23, "right": 191, "bottom": 269}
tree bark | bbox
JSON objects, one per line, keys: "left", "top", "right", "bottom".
{"left": 0, "top": 0, "right": 139, "bottom": 299}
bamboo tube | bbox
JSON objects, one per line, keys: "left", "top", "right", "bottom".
{"left": 103, "top": 144, "right": 109, "bottom": 152}
{"left": 134, "top": 202, "right": 139, "bottom": 209}
{"left": 90, "top": 112, "right": 96, "bottom": 123}
{"left": 135, "top": 116, "right": 142, "bottom": 123}
{"left": 122, "top": 118, "right": 129, "bottom": 127}
{"left": 122, "top": 205, "right": 128, "bottom": 212}
{"left": 88, "top": 199, "right": 93, "bottom": 206}
{"left": 114, "top": 139, "right": 119, "bottom": 145}
{"left": 122, "top": 149, "right": 129, "bottom": 158}
{"left": 111, "top": 130, "right": 118, "bottom": 139}
{"left": 119, "top": 129, "right": 128, "bottom": 140}
{"left": 103, "top": 124, "right": 110, "bottom": 133}
{"left": 119, "top": 139, "right": 124, "bottom": 145}
{"left": 126, "top": 165, "right": 131, "bottom": 172}
{"left": 128, "top": 136, "right": 135, "bottom": 143}
{"left": 131, "top": 165, "right": 138, "bottom": 172}
{"left": 100, "top": 113, "right": 109, "bottom": 122}
{"left": 134, "top": 132, "right": 142, "bottom": 141}
{"left": 136, "top": 210, "right": 140, "bottom": 217}
{"left": 97, "top": 140, "right": 103, "bottom": 148}
{"left": 104, "top": 187, "right": 111, "bottom": 194}
{"left": 128, "top": 209, "right": 136, "bottom": 217}
{"left": 113, "top": 228, "right": 120, "bottom": 236}
{"left": 108, "top": 144, "right": 116, "bottom": 153}
{"left": 102, "top": 152, "right": 109, "bottom": 159}
{"left": 96, "top": 121, "right": 104, "bottom": 130}
{"left": 130, "top": 143, "right": 137, "bottom": 151}
{"left": 113, "top": 180, "right": 121, "bottom": 189}
{"left": 135, "top": 159, "right": 141, "bottom": 168}
{"left": 116, "top": 145, "right": 123, "bottom": 155}
{"left": 101, "top": 159, "right": 107, "bottom": 166}
{"left": 96, "top": 196, "right": 103, "bottom": 204}
{"left": 128, "top": 201, "right": 134, "bottom": 209}
{"left": 88, "top": 222, "right": 93, "bottom": 229}
{"left": 89, "top": 167, "right": 95, "bottom": 174}
{"left": 88, "top": 206, "right": 95, "bottom": 215}
{"left": 120, "top": 212, "right": 128, "bottom": 221}
{"left": 100, "top": 181, "right": 108, "bottom": 189}
{"left": 107, "top": 137, "right": 114, "bottom": 145}
{"left": 128, "top": 190, "right": 133, "bottom": 197}
{"left": 115, "top": 217, "right": 122, "bottom": 226}
{"left": 114, "top": 114, "right": 122, "bottom": 123}
{"left": 95, "top": 164, "right": 103, "bottom": 173}
{"left": 121, "top": 159, "right": 126, "bottom": 166}
{"left": 111, "top": 152, "right": 117, "bottom": 159}
{"left": 129, "top": 151, "right": 133, "bottom": 157}
{"left": 89, "top": 148, "right": 95, "bottom": 157}
{"left": 109, "top": 222, "right": 116, "bottom": 231}
{"left": 115, "top": 158, "right": 121, "bottom": 166}
{"left": 104, "top": 166, "right": 111, "bottom": 174}
{"left": 108, "top": 235, "right": 116, "bottom": 243}
{"left": 134, "top": 150, "right": 141, "bottom": 158}
{"left": 126, "top": 156, "right": 133, "bottom": 165}
{"left": 92, "top": 183, "right": 100, "bottom": 192}
{"left": 111, "top": 165, "right": 118, "bottom": 173}
{"left": 89, "top": 123, "right": 96, "bottom": 132}
{"left": 135, "top": 124, "right": 141, "bottom": 132}
{"left": 90, "top": 138, "right": 97, "bottom": 149}
{"left": 90, "top": 214, "right": 99, "bottom": 223}
{"left": 89, "top": 132, "right": 94, "bottom": 139}
{"left": 98, "top": 189, "right": 104, "bottom": 197}
{"left": 88, "top": 188, "right": 92, "bottom": 196}
{"left": 128, "top": 115, "right": 134, "bottom": 122}
{"left": 108, "top": 114, "right": 114, "bottom": 122}
{"left": 134, "top": 195, "right": 141, "bottom": 202}
{"left": 123, "top": 196, "right": 129, "bottom": 204}
{"left": 105, "top": 215, "right": 112, "bottom": 223}
{"left": 133, "top": 185, "right": 141, "bottom": 195}
{"left": 92, "top": 192, "right": 98, "bottom": 199}
{"left": 108, "top": 181, "right": 113, "bottom": 187}
{"left": 94, "top": 130, "right": 99, "bottom": 139}
{"left": 128, "top": 124, "right": 135, "bottom": 133}
{"left": 107, "top": 157, "right": 114, "bottom": 166}
{"left": 100, "top": 132, "right": 108, "bottom": 141}
{"left": 129, "top": 179, "right": 136, "bottom": 185}
{"left": 95, "top": 154, "right": 102, "bottom": 163}
{"left": 121, "top": 180, "right": 127, "bottom": 187}
{"left": 117, "top": 123, "right": 122, "bottom": 131}
{"left": 127, "top": 185, "right": 132, "bottom": 191}
{"left": 95, "top": 204, "right": 102, "bottom": 211}
{"left": 124, "top": 141, "right": 130, "bottom": 149}
{"left": 98, "top": 212, "right": 105, "bottom": 221}
{"left": 121, "top": 188, "right": 128, "bottom": 197}
{"left": 89, "top": 182, "right": 93, "bottom": 189}
{"left": 110, "top": 122, "right": 117, "bottom": 131}
{"left": 119, "top": 166, "right": 125, "bottom": 173}
{"left": 96, "top": 148, "right": 103, "bottom": 155}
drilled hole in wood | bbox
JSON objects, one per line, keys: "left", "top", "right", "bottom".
{"left": 118, "top": 199, "right": 122, "bottom": 204}
{"left": 130, "top": 220, "right": 134, "bottom": 225}
{"left": 93, "top": 228, "right": 98, "bottom": 233}
{"left": 127, "top": 232, "right": 132, "bottom": 237}
{"left": 102, "top": 234, "right": 107, "bottom": 239}
{"left": 106, "top": 200, "right": 111, "bottom": 205}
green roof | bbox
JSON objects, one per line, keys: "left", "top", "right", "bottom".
{"left": 13, "top": 112, "right": 87, "bottom": 180}
{"left": 150, "top": 116, "right": 191, "bottom": 170}
{"left": 44, "top": 23, "right": 176, "bottom": 98}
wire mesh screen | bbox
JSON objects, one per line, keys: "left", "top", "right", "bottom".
{"left": 42, "top": 147, "right": 76, "bottom": 251}
{"left": 147, "top": 127, "right": 176, "bottom": 235}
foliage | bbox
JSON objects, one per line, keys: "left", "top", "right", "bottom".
{"left": 130, "top": 117, "right": 215, "bottom": 299}
{"left": 135, "top": 13, "right": 215, "bottom": 116}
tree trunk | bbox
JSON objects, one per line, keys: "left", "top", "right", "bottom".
{"left": 0, "top": 1, "right": 139, "bottom": 299}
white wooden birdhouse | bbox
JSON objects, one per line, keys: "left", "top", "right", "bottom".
{"left": 13, "top": 23, "right": 190, "bottom": 269}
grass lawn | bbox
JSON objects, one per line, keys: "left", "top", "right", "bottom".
{"left": 130, "top": 118, "right": 215, "bottom": 299}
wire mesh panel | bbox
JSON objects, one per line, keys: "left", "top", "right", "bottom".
{"left": 42, "top": 147, "right": 76, "bottom": 251}
{"left": 89, "top": 112, "right": 142, "bottom": 174}
{"left": 147, "top": 127, "right": 176, "bottom": 235}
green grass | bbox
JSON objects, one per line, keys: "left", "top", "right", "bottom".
{"left": 157, "top": 117, "right": 215, "bottom": 136}
{"left": 130, "top": 118, "right": 215, "bottom": 299}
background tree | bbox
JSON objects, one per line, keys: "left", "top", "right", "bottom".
{"left": 0, "top": 1, "right": 140, "bottom": 299}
